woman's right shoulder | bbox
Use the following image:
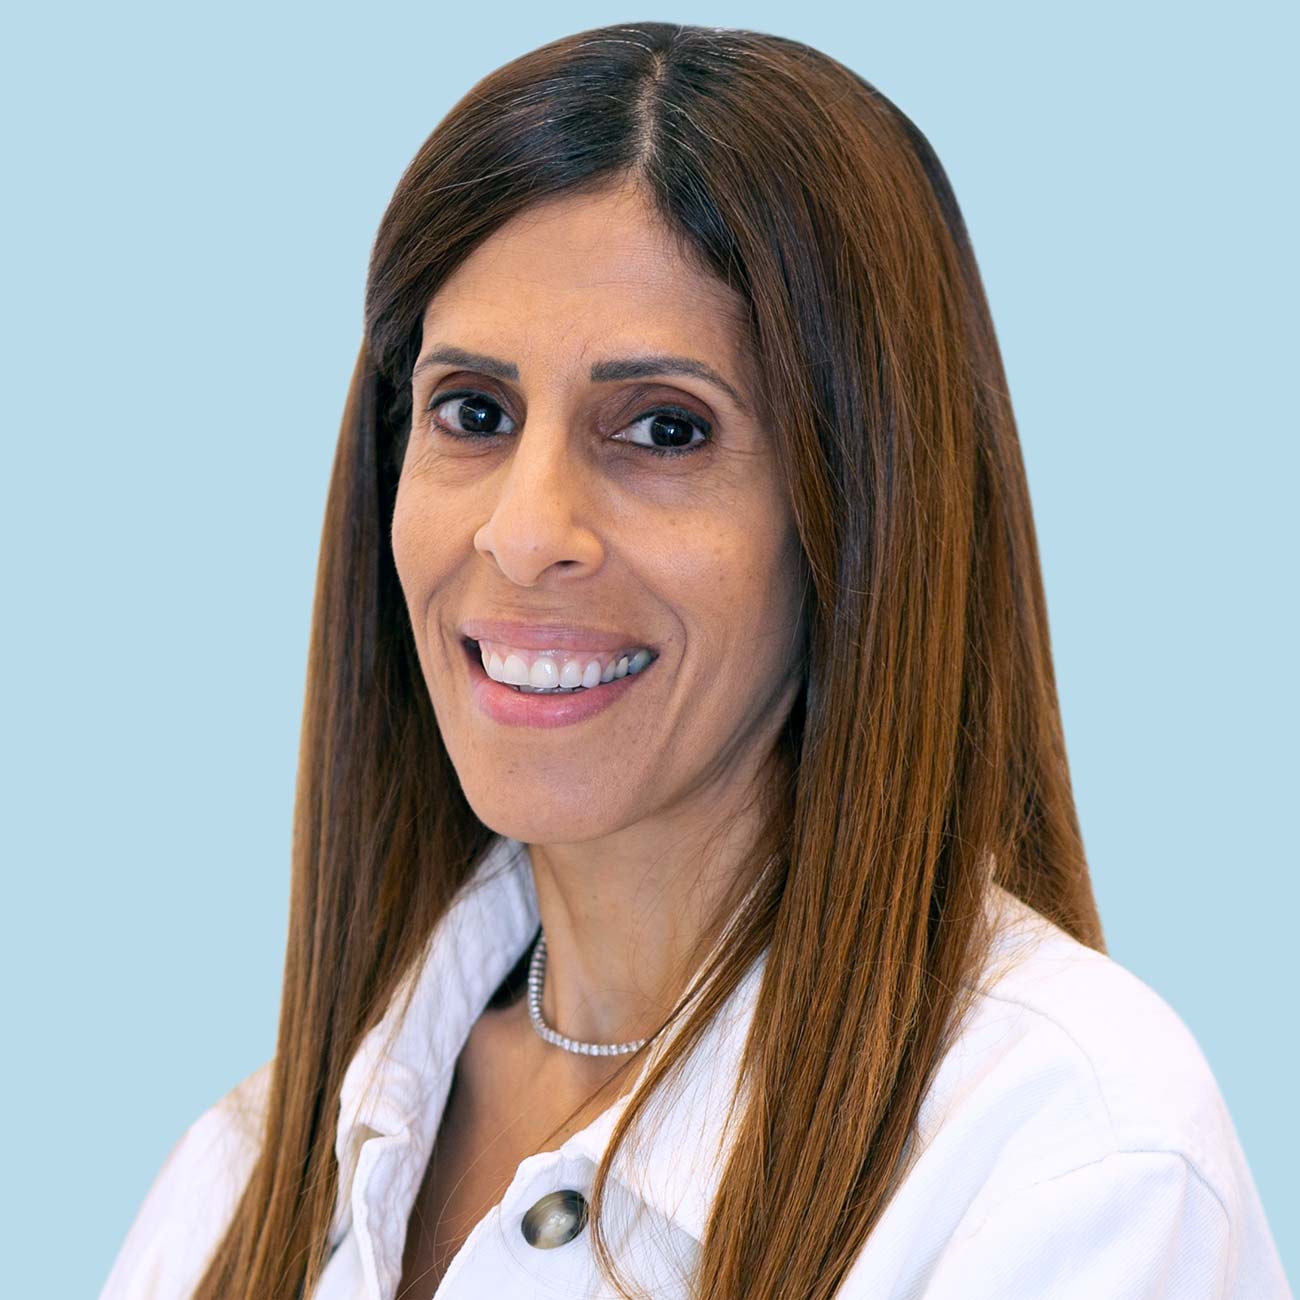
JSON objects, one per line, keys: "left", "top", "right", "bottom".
{"left": 99, "top": 1059, "right": 274, "bottom": 1300}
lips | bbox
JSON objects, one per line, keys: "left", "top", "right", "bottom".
{"left": 459, "top": 618, "right": 656, "bottom": 655}
{"left": 461, "top": 631, "right": 652, "bottom": 728}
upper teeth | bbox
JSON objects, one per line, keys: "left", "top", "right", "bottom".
{"left": 478, "top": 639, "right": 655, "bottom": 689}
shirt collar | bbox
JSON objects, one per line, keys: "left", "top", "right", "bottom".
{"left": 328, "top": 834, "right": 767, "bottom": 1272}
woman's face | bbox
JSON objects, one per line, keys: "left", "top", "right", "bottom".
{"left": 392, "top": 180, "right": 806, "bottom": 846}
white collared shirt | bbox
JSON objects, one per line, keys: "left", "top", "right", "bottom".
{"left": 100, "top": 836, "right": 1292, "bottom": 1299}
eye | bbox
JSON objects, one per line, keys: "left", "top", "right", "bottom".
{"left": 427, "top": 391, "right": 517, "bottom": 439}
{"left": 614, "top": 407, "right": 712, "bottom": 458}
{"left": 422, "top": 390, "right": 711, "bottom": 459}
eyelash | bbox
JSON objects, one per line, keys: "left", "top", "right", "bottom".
{"left": 423, "top": 390, "right": 712, "bottom": 459}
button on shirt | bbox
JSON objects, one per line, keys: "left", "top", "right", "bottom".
{"left": 100, "top": 836, "right": 1292, "bottom": 1299}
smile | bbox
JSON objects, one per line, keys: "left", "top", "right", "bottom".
{"left": 474, "top": 638, "right": 656, "bottom": 692}
{"left": 462, "top": 638, "right": 658, "bottom": 727}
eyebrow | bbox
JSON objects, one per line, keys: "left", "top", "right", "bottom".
{"left": 410, "top": 344, "right": 750, "bottom": 414}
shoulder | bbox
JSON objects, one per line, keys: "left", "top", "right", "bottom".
{"left": 972, "top": 889, "right": 1232, "bottom": 1175}
{"left": 99, "top": 1060, "right": 273, "bottom": 1300}
{"left": 830, "top": 888, "right": 1292, "bottom": 1297}
{"left": 945, "top": 886, "right": 1238, "bottom": 1192}
{"left": 870, "top": 886, "right": 1291, "bottom": 1297}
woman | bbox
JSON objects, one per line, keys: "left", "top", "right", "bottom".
{"left": 100, "top": 21, "right": 1289, "bottom": 1300}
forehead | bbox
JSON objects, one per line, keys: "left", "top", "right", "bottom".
{"left": 419, "top": 184, "right": 754, "bottom": 383}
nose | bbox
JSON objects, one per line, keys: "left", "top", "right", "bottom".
{"left": 472, "top": 420, "right": 604, "bottom": 586}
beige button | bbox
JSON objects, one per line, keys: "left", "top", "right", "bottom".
{"left": 520, "top": 1188, "right": 589, "bottom": 1249}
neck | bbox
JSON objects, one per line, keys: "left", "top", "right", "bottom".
{"left": 524, "top": 783, "right": 774, "bottom": 1052}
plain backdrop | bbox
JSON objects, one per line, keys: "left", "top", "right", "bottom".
{"left": 3, "top": 2, "right": 1295, "bottom": 1294}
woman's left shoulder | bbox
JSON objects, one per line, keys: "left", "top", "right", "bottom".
{"left": 922, "top": 884, "right": 1261, "bottom": 1197}
{"left": 849, "top": 887, "right": 1293, "bottom": 1298}
{"left": 955, "top": 886, "right": 1235, "bottom": 1174}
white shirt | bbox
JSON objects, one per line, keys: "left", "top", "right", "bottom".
{"left": 101, "top": 835, "right": 1292, "bottom": 1299}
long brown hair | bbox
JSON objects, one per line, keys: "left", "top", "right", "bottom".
{"left": 193, "top": 21, "right": 1103, "bottom": 1300}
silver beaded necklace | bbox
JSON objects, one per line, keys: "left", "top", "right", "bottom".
{"left": 526, "top": 930, "right": 650, "bottom": 1057}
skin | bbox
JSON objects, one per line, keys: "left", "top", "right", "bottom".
{"left": 391, "top": 175, "right": 806, "bottom": 1096}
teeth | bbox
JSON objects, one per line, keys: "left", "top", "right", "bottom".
{"left": 478, "top": 641, "right": 656, "bottom": 692}
{"left": 527, "top": 657, "right": 560, "bottom": 689}
{"left": 502, "top": 654, "right": 532, "bottom": 686}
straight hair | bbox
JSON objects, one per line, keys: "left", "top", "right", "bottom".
{"left": 193, "top": 21, "right": 1102, "bottom": 1300}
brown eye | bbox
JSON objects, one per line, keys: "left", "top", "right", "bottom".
{"left": 615, "top": 408, "right": 712, "bottom": 458}
{"left": 427, "top": 391, "right": 517, "bottom": 439}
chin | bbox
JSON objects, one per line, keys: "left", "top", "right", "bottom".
{"left": 463, "top": 788, "right": 629, "bottom": 848}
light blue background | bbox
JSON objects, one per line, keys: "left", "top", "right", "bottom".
{"left": 3, "top": 2, "right": 1294, "bottom": 1294}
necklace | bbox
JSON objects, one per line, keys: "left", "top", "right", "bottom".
{"left": 526, "top": 930, "right": 650, "bottom": 1056}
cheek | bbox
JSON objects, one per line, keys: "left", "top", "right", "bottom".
{"left": 390, "top": 475, "right": 454, "bottom": 614}
{"left": 389, "top": 478, "right": 419, "bottom": 602}
{"left": 669, "top": 519, "right": 795, "bottom": 644}
{"left": 711, "top": 524, "right": 805, "bottom": 673}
